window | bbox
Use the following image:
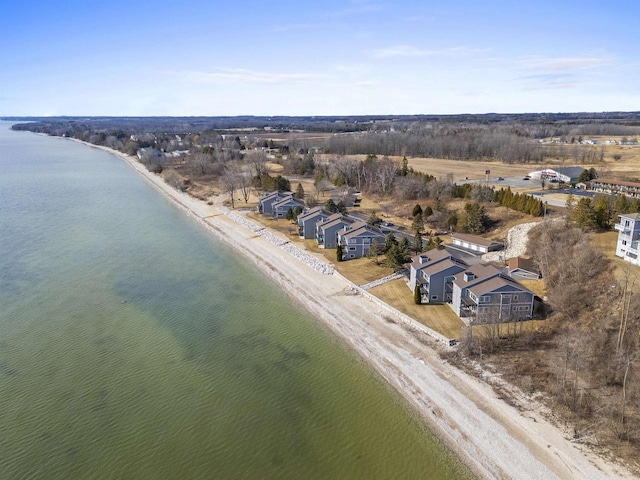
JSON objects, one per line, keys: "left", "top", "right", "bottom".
{"left": 479, "top": 295, "right": 491, "bottom": 303}
{"left": 431, "top": 295, "right": 438, "bottom": 300}
{"left": 623, "top": 240, "right": 628, "bottom": 246}
{"left": 349, "top": 247, "right": 356, "bottom": 251}
{"left": 349, "top": 239, "right": 356, "bottom": 244}
{"left": 349, "top": 254, "right": 355, "bottom": 258}
{"left": 513, "top": 295, "right": 518, "bottom": 301}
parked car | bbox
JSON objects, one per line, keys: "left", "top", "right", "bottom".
{"left": 523, "top": 176, "right": 530, "bottom": 180}
{"left": 497, "top": 176, "right": 504, "bottom": 181}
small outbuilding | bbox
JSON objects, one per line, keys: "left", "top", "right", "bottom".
{"left": 508, "top": 257, "right": 541, "bottom": 280}
{"left": 451, "top": 233, "right": 503, "bottom": 254}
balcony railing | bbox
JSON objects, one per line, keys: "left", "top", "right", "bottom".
{"left": 615, "top": 223, "right": 631, "bottom": 234}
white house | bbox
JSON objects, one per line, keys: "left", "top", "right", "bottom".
{"left": 450, "top": 233, "right": 503, "bottom": 253}
{"left": 615, "top": 213, "right": 640, "bottom": 265}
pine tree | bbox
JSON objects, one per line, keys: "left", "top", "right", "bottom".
{"left": 413, "top": 231, "right": 423, "bottom": 253}
{"left": 570, "top": 198, "right": 597, "bottom": 229}
{"left": 295, "top": 183, "right": 305, "bottom": 199}
{"left": 412, "top": 213, "right": 424, "bottom": 234}
{"left": 336, "top": 244, "right": 344, "bottom": 262}
{"left": 324, "top": 198, "right": 338, "bottom": 213}
{"left": 285, "top": 207, "right": 294, "bottom": 222}
{"left": 412, "top": 204, "right": 423, "bottom": 217}
{"left": 385, "top": 233, "right": 398, "bottom": 253}
{"left": 400, "top": 156, "right": 409, "bottom": 176}
{"left": 414, "top": 285, "right": 422, "bottom": 305}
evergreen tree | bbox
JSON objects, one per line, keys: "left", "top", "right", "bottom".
{"left": 570, "top": 198, "right": 597, "bottom": 230}
{"left": 593, "top": 196, "right": 612, "bottom": 230}
{"left": 273, "top": 175, "right": 291, "bottom": 192}
{"left": 414, "top": 285, "right": 422, "bottom": 305}
{"left": 459, "top": 202, "right": 490, "bottom": 234}
{"left": 400, "top": 156, "right": 409, "bottom": 176}
{"left": 368, "top": 238, "right": 384, "bottom": 265}
{"left": 336, "top": 244, "right": 344, "bottom": 262}
{"left": 295, "top": 183, "right": 305, "bottom": 199}
{"left": 324, "top": 198, "right": 338, "bottom": 213}
{"left": 423, "top": 206, "right": 433, "bottom": 218}
{"left": 412, "top": 213, "right": 424, "bottom": 234}
{"left": 412, "top": 204, "right": 423, "bottom": 217}
{"left": 367, "top": 212, "right": 382, "bottom": 225}
{"left": 336, "top": 200, "right": 347, "bottom": 215}
{"left": 384, "top": 233, "right": 398, "bottom": 253}
{"left": 398, "top": 237, "right": 410, "bottom": 256}
{"left": 285, "top": 207, "right": 295, "bottom": 222}
{"left": 413, "top": 231, "right": 423, "bottom": 253}
{"left": 446, "top": 213, "right": 458, "bottom": 230}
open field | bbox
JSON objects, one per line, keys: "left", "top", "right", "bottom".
{"left": 369, "top": 279, "right": 466, "bottom": 339}
{"left": 588, "top": 230, "right": 633, "bottom": 282}
{"left": 470, "top": 319, "right": 549, "bottom": 338}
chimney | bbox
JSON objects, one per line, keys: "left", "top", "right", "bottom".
{"left": 464, "top": 272, "right": 475, "bottom": 282}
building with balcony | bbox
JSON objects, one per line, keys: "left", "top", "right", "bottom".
{"left": 258, "top": 191, "right": 293, "bottom": 216}
{"left": 451, "top": 264, "right": 535, "bottom": 324}
{"left": 337, "top": 222, "right": 386, "bottom": 260}
{"left": 590, "top": 178, "right": 640, "bottom": 199}
{"left": 297, "top": 207, "right": 331, "bottom": 239}
{"left": 408, "top": 250, "right": 468, "bottom": 303}
{"left": 316, "top": 214, "right": 354, "bottom": 249}
{"left": 615, "top": 213, "right": 640, "bottom": 265}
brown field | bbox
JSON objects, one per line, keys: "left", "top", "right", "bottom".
{"left": 588, "top": 230, "right": 633, "bottom": 282}
{"left": 369, "top": 279, "right": 465, "bottom": 339}
{"left": 470, "top": 319, "right": 549, "bottom": 339}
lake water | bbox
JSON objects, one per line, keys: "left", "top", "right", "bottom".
{"left": 0, "top": 122, "right": 473, "bottom": 479}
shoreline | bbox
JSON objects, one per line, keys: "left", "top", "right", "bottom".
{"left": 65, "top": 136, "right": 632, "bottom": 479}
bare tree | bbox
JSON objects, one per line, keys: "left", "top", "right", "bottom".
{"left": 236, "top": 167, "right": 253, "bottom": 204}
{"left": 221, "top": 166, "right": 239, "bottom": 209}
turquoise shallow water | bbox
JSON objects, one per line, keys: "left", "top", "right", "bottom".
{"left": 0, "top": 122, "right": 474, "bottom": 479}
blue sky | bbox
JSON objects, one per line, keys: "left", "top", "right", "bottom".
{"left": 1, "top": 0, "right": 639, "bottom": 116}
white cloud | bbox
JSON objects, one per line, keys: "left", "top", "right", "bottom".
{"left": 522, "top": 56, "right": 612, "bottom": 71}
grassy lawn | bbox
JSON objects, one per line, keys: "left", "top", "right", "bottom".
{"left": 369, "top": 279, "right": 465, "bottom": 339}
{"left": 246, "top": 212, "right": 395, "bottom": 285}
{"left": 517, "top": 278, "right": 546, "bottom": 298}
{"left": 333, "top": 257, "right": 396, "bottom": 285}
{"left": 303, "top": 241, "right": 395, "bottom": 285}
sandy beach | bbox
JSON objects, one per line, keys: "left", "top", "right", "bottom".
{"left": 71, "top": 138, "right": 633, "bottom": 479}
